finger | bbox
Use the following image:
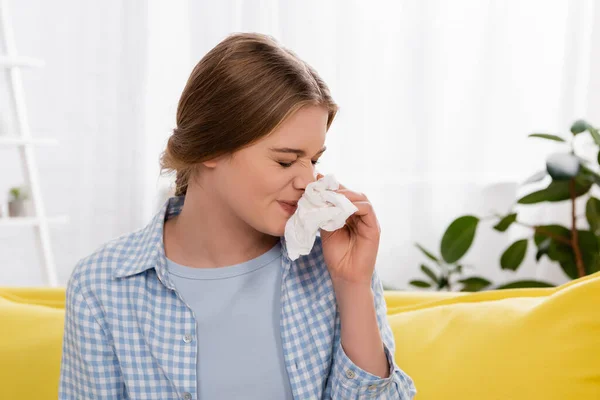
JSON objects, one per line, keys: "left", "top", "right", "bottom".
{"left": 351, "top": 201, "right": 381, "bottom": 232}
{"left": 317, "top": 173, "right": 350, "bottom": 193}
{"left": 337, "top": 181, "right": 347, "bottom": 190}
{"left": 334, "top": 188, "right": 367, "bottom": 201}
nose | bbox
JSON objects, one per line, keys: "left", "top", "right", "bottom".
{"left": 294, "top": 167, "right": 321, "bottom": 190}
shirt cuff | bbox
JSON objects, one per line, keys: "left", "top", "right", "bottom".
{"left": 332, "top": 340, "right": 416, "bottom": 398}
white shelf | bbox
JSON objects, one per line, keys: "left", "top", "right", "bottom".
{"left": 1, "top": 0, "right": 60, "bottom": 286}
{"left": 0, "top": 215, "right": 69, "bottom": 227}
{"left": 0, "top": 136, "right": 58, "bottom": 146}
{"left": 0, "top": 55, "right": 44, "bottom": 68}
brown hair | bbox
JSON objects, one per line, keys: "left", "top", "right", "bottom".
{"left": 159, "top": 32, "right": 338, "bottom": 197}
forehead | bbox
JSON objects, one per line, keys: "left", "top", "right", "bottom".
{"left": 260, "top": 105, "right": 329, "bottom": 148}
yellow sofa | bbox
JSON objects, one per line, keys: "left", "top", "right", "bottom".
{"left": 1, "top": 273, "right": 599, "bottom": 399}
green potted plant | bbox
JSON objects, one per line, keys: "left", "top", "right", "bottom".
{"left": 411, "top": 119, "right": 600, "bottom": 291}
{"left": 8, "top": 186, "right": 31, "bottom": 217}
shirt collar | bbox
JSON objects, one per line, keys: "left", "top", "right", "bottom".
{"left": 112, "top": 195, "right": 291, "bottom": 283}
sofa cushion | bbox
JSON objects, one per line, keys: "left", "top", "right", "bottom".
{"left": 0, "top": 292, "right": 64, "bottom": 399}
{"left": 386, "top": 272, "right": 600, "bottom": 399}
{"left": 1, "top": 273, "right": 598, "bottom": 399}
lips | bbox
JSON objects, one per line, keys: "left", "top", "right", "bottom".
{"left": 279, "top": 201, "right": 298, "bottom": 214}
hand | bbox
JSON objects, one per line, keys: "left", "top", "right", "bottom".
{"left": 316, "top": 173, "right": 381, "bottom": 287}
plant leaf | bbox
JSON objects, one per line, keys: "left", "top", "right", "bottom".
{"left": 458, "top": 276, "right": 492, "bottom": 292}
{"left": 532, "top": 225, "right": 571, "bottom": 277}
{"left": 557, "top": 259, "right": 579, "bottom": 280}
{"left": 589, "top": 127, "right": 600, "bottom": 146}
{"left": 518, "top": 180, "right": 591, "bottom": 204}
{"left": 586, "top": 197, "right": 600, "bottom": 235}
{"left": 420, "top": 264, "right": 439, "bottom": 284}
{"left": 571, "top": 119, "right": 590, "bottom": 135}
{"left": 533, "top": 225, "right": 571, "bottom": 245}
{"left": 495, "top": 280, "right": 555, "bottom": 289}
{"left": 440, "top": 216, "right": 479, "bottom": 264}
{"left": 528, "top": 133, "right": 566, "bottom": 142}
{"left": 522, "top": 170, "right": 548, "bottom": 185}
{"left": 597, "top": 150, "right": 600, "bottom": 165}
{"left": 493, "top": 213, "right": 518, "bottom": 232}
{"left": 543, "top": 229, "right": 599, "bottom": 279}
{"left": 580, "top": 165, "right": 600, "bottom": 186}
{"left": 437, "top": 276, "right": 450, "bottom": 290}
{"left": 579, "top": 230, "right": 599, "bottom": 275}
{"left": 415, "top": 243, "right": 440, "bottom": 264}
{"left": 409, "top": 280, "right": 432, "bottom": 288}
{"left": 500, "top": 239, "right": 528, "bottom": 271}
{"left": 535, "top": 238, "right": 552, "bottom": 261}
{"left": 590, "top": 253, "right": 600, "bottom": 275}
{"left": 546, "top": 153, "right": 581, "bottom": 180}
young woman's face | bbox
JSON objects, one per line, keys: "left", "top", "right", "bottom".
{"left": 205, "top": 105, "right": 329, "bottom": 236}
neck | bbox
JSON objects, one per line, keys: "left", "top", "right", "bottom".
{"left": 163, "top": 185, "right": 279, "bottom": 269}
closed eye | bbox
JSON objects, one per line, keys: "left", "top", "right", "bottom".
{"left": 279, "top": 160, "right": 320, "bottom": 168}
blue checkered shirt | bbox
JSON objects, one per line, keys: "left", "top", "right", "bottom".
{"left": 59, "top": 195, "right": 416, "bottom": 399}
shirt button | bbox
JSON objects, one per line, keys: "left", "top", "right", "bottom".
{"left": 183, "top": 334, "right": 192, "bottom": 343}
{"left": 345, "top": 369, "right": 356, "bottom": 379}
{"left": 182, "top": 392, "right": 192, "bottom": 400}
{"left": 368, "top": 384, "right": 377, "bottom": 390}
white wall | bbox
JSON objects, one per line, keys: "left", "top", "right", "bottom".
{"left": 2, "top": 1, "right": 600, "bottom": 289}
{"left": 0, "top": 0, "right": 150, "bottom": 285}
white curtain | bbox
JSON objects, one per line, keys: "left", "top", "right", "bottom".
{"left": 2, "top": 0, "right": 599, "bottom": 288}
{"left": 149, "top": 0, "right": 600, "bottom": 289}
{"left": 0, "top": 0, "right": 149, "bottom": 285}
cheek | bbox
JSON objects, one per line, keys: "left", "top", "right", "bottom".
{"left": 235, "top": 161, "right": 288, "bottom": 204}
{"left": 258, "top": 173, "right": 288, "bottom": 198}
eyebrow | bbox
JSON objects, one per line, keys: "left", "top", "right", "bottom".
{"left": 269, "top": 146, "right": 327, "bottom": 157}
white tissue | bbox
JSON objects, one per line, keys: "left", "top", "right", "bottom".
{"left": 284, "top": 173, "right": 359, "bottom": 261}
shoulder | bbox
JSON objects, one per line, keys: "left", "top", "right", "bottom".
{"left": 67, "top": 228, "right": 144, "bottom": 299}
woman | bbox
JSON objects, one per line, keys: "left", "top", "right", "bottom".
{"left": 59, "top": 32, "right": 416, "bottom": 399}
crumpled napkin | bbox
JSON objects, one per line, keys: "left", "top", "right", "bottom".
{"left": 284, "top": 173, "right": 358, "bottom": 261}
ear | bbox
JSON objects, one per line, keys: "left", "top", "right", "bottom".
{"left": 202, "top": 160, "right": 218, "bottom": 169}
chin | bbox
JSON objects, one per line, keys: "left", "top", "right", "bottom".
{"left": 269, "top": 219, "right": 288, "bottom": 237}
{"left": 270, "top": 225, "right": 286, "bottom": 237}
{"left": 256, "top": 218, "right": 282, "bottom": 237}
{"left": 266, "top": 208, "right": 292, "bottom": 236}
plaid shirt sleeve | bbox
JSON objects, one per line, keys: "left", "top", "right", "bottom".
{"left": 59, "top": 271, "right": 126, "bottom": 399}
{"left": 329, "top": 269, "right": 417, "bottom": 399}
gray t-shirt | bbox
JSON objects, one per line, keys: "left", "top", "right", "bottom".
{"left": 165, "top": 240, "right": 294, "bottom": 399}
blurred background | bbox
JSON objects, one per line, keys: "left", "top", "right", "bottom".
{"left": 1, "top": 0, "right": 600, "bottom": 289}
